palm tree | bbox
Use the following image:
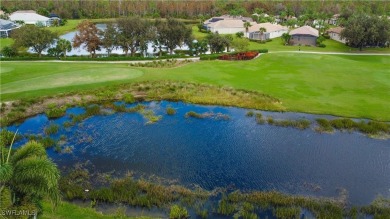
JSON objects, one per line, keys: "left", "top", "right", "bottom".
{"left": 1, "top": 136, "right": 60, "bottom": 214}
{"left": 259, "top": 27, "right": 267, "bottom": 40}
{"left": 243, "top": 21, "right": 252, "bottom": 33}
{"left": 56, "top": 39, "right": 72, "bottom": 59}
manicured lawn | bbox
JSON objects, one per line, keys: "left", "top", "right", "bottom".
{"left": 0, "top": 38, "right": 14, "bottom": 50}
{"left": 1, "top": 53, "right": 389, "bottom": 121}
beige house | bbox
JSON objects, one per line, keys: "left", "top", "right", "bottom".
{"left": 203, "top": 15, "right": 253, "bottom": 34}
{"left": 327, "top": 27, "right": 345, "bottom": 43}
{"left": 289, "top": 26, "right": 319, "bottom": 46}
{"left": 247, "top": 22, "right": 288, "bottom": 40}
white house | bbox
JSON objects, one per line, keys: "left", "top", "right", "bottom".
{"left": 247, "top": 22, "right": 288, "bottom": 40}
{"left": 0, "top": 19, "right": 20, "bottom": 37}
{"left": 10, "top": 10, "right": 51, "bottom": 26}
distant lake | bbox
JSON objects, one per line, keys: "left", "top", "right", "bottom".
{"left": 6, "top": 101, "right": 390, "bottom": 206}
{"left": 58, "top": 23, "right": 190, "bottom": 56}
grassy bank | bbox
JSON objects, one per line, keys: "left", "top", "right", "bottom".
{"left": 2, "top": 53, "right": 389, "bottom": 121}
{"left": 41, "top": 200, "right": 147, "bottom": 219}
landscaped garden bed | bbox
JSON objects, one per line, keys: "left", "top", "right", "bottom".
{"left": 219, "top": 51, "right": 259, "bottom": 61}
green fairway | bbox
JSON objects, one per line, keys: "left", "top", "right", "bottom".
{"left": 1, "top": 53, "right": 390, "bottom": 121}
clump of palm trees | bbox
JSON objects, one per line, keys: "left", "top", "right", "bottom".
{"left": 0, "top": 131, "right": 60, "bottom": 216}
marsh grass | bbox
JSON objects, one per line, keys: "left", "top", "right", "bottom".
{"left": 329, "top": 118, "right": 390, "bottom": 135}
{"left": 274, "top": 207, "right": 301, "bottom": 219}
{"left": 166, "top": 107, "right": 176, "bottom": 115}
{"left": 0, "top": 129, "right": 22, "bottom": 147}
{"left": 255, "top": 113, "right": 265, "bottom": 124}
{"left": 45, "top": 104, "right": 67, "bottom": 118}
{"left": 44, "top": 123, "right": 60, "bottom": 135}
{"left": 140, "top": 109, "right": 162, "bottom": 124}
{"left": 185, "top": 111, "right": 205, "bottom": 119}
{"left": 315, "top": 118, "right": 334, "bottom": 133}
{"left": 246, "top": 111, "right": 254, "bottom": 117}
{"left": 27, "top": 135, "right": 56, "bottom": 148}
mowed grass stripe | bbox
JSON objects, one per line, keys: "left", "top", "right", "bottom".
{"left": 1, "top": 53, "right": 389, "bottom": 120}
{"left": 1, "top": 67, "right": 143, "bottom": 93}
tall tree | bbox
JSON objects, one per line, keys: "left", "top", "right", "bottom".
{"left": 56, "top": 39, "right": 72, "bottom": 59}
{"left": 11, "top": 25, "right": 58, "bottom": 57}
{"left": 244, "top": 21, "right": 252, "bottom": 33}
{"left": 73, "top": 20, "right": 102, "bottom": 57}
{"left": 157, "top": 18, "right": 192, "bottom": 55}
{"left": 281, "top": 33, "right": 291, "bottom": 45}
{"left": 341, "top": 14, "right": 390, "bottom": 50}
{"left": 100, "top": 23, "right": 118, "bottom": 57}
{"left": 117, "top": 17, "right": 151, "bottom": 56}
{"left": 207, "top": 32, "right": 228, "bottom": 54}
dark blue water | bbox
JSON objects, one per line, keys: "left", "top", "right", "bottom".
{"left": 7, "top": 101, "right": 390, "bottom": 206}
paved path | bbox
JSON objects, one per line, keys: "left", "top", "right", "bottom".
{"left": 269, "top": 51, "right": 390, "bottom": 56}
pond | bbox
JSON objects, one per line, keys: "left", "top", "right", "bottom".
{"left": 44, "top": 24, "right": 192, "bottom": 56}
{"left": 6, "top": 101, "right": 390, "bottom": 206}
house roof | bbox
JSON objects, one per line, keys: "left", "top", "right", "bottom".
{"left": 204, "top": 15, "right": 253, "bottom": 25}
{"left": 327, "top": 27, "right": 344, "bottom": 34}
{"left": 0, "top": 19, "right": 19, "bottom": 30}
{"left": 290, "top": 26, "right": 319, "bottom": 37}
{"left": 248, "top": 22, "right": 288, "bottom": 33}
{"left": 208, "top": 19, "right": 246, "bottom": 29}
{"left": 10, "top": 11, "right": 49, "bottom": 23}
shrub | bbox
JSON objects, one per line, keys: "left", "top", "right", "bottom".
{"left": 258, "top": 49, "right": 269, "bottom": 53}
{"left": 199, "top": 53, "right": 221, "bottom": 60}
{"left": 166, "top": 107, "right": 176, "bottom": 115}
{"left": 169, "top": 205, "right": 189, "bottom": 219}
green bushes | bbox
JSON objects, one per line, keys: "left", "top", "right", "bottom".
{"left": 123, "top": 93, "right": 135, "bottom": 103}
{"left": 85, "top": 105, "right": 101, "bottom": 116}
{"left": 217, "top": 196, "right": 237, "bottom": 216}
{"left": 169, "top": 205, "right": 189, "bottom": 219}
{"left": 199, "top": 53, "right": 221, "bottom": 60}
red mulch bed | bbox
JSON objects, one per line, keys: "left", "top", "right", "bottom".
{"left": 219, "top": 51, "right": 259, "bottom": 61}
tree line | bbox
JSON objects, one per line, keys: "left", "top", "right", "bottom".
{"left": 4, "top": 17, "right": 253, "bottom": 58}
{"left": 1, "top": 0, "right": 389, "bottom": 20}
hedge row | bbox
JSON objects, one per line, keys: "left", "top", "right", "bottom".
{"left": 199, "top": 49, "right": 268, "bottom": 60}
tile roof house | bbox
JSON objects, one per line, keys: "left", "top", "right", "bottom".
{"left": 289, "top": 26, "right": 319, "bottom": 46}
{"left": 247, "top": 22, "right": 288, "bottom": 40}
{"left": 203, "top": 15, "right": 253, "bottom": 34}
{"left": 0, "top": 19, "right": 20, "bottom": 37}
{"left": 327, "top": 27, "right": 345, "bottom": 43}
{"left": 10, "top": 10, "right": 51, "bottom": 26}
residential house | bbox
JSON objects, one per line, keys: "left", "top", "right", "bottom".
{"left": 203, "top": 15, "right": 253, "bottom": 34}
{"left": 10, "top": 10, "right": 51, "bottom": 26}
{"left": 328, "top": 14, "right": 339, "bottom": 25}
{"left": 0, "top": 19, "right": 20, "bottom": 37}
{"left": 247, "top": 22, "right": 288, "bottom": 40}
{"left": 289, "top": 25, "right": 319, "bottom": 46}
{"left": 327, "top": 27, "right": 345, "bottom": 43}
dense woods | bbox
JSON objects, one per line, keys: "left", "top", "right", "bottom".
{"left": 1, "top": 0, "right": 389, "bottom": 20}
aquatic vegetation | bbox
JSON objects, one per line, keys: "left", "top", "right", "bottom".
{"left": 360, "top": 196, "right": 390, "bottom": 218}
{"left": 255, "top": 113, "right": 265, "bottom": 124}
{"left": 217, "top": 196, "right": 237, "bottom": 216}
{"left": 269, "top": 119, "right": 311, "bottom": 130}
{"left": 185, "top": 111, "right": 230, "bottom": 120}
{"left": 140, "top": 109, "right": 162, "bottom": 124}
{"left": 166, "top": 107, "right": 176, "bottom": 115}
{"left": 246, "top": 111, "right": 254, "bottom": 117}
{"left": 123, "top": 93, "right": 135, "bottom": 103}
{"left": 169, "top": 205, "right": 189, "bottom": 219}
{"left": 0, "top": 129, "right": 21, "bottom": 147}
{"left": 44, "top": 123, "right": 60, "bottom": 135}
{"left": 185, "top": 111, "right": 205, "bottom": 119}
{"left": 127, "top": 104, "right": 145, "bottom": 113}
{"left": 45, "top": 104, "right": 67, "bottom": 118}
{"left": 273, "top": 206, "right": 300, "bottom": 219}
{"left": 85, "top": 105, "right": 101, "bottom": 117}
{"left": 330, "top": 118, "right": 356, "bottom": 130}
{"left": 315, "top": 118, "right": 334, "bottom": 132}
